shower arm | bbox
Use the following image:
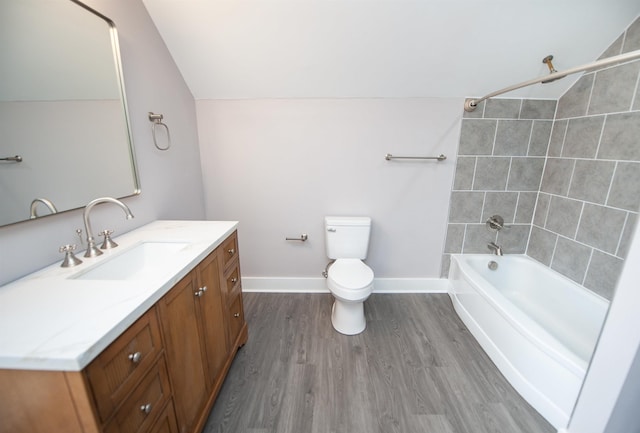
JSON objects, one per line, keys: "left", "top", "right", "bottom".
{"left": 464, "top": 49, "right": 640, "bottom": 112}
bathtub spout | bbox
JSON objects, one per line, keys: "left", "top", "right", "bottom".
{"left": 488, "top": 241, "right": 503, "bottom": 256}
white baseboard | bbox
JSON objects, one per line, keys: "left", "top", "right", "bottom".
{"left": 242, "top": 277, "right": 448, "bottom": 293}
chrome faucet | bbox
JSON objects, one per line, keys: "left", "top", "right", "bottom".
{"left": 488, "top": 241, "right": 503, "bottom": 256}
{"left": 29, "top": 198, "right": 58, "bottom": 219}
{"left": 83, "top": 197, "right": 134, "bottom": 258}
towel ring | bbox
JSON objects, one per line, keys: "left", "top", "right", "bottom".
{"left": 148, "top": 112, "right": 171, "bottom": 151}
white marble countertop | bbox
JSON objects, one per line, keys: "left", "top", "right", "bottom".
{"left": 0, "top": 220, "right": 238, "bottom": 372}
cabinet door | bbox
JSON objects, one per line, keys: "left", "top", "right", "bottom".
{"left": 158, "top": 272, "right": 208, "bottom": 433}
{"left": 195, "top": 251, "right": 228, "bottom": 387}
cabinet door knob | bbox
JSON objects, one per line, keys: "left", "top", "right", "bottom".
{"left": 228, "top": 248, "right": 235, "bottom": 255}
{"left": 195, "top": 289, "right": 203, "bottom": 297}
{"left": 201, "top": 286, "right": 207, "bottom": 292}
{"left": 230, "top": 277, "right": 238, "bottom": 283}
{"left": 140, "top": 403, "right": 152, "bottom": 414}
{"left": 128, "top": 352, "right": 142, "bottom": 363}
{"left": 233, "top": 312, "right": 240, "bottom": 318}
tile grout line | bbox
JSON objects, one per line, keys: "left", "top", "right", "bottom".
{"left": 471, "top": 156, "right": 478, "bottom": 190}
{"left": 565, "top": 159, "right": 578, "bottom": 197}
{"left": 525, "top": 120, "right": 535, "bottom": 156}
{"left": 585, "top": 72, "right": 597, "bottom": 117}
{"left": 603, "top": 161, "right": 618, "bottom": 208}
{"left": 581, "top": 248, "right": 595, "bottom": 286}
{"left": 540, "top": 187, "right": 636, "bottom": 214}
{"left": 514, "top": 191, "right": 522, "bottom": 223}
{"left": 549, "top": 232, "right": 560, "bottom": 269}
{"left": 572, "top": 201, "right": 586, "bottom": 240}
{"left": 505, "top": 157, "right": 514, "bottom": 193}
{"left": 614, "top": 212, "right": 630, "bottom": 257}
{"left": 593, "top": 114, "right": 608, "bottom": 160}
{"left": 532, "top": 222, "right": 626, "bottom": 261}
{"left": 559, "top": 119, "right": 569, "bottom": 157}
{"left": 543, "top": 193, "right": 552, "bottom": 228}
{"left": 491, "top": 120, "right": 499, "bottom": 155}
{"left": 630, "top": 59, "right": 640, "bottom": 110}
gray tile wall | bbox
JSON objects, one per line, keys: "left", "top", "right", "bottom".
{"left": 442, "top": 98, "right": 554, "bottom": 276}
{"left": 529, "top": 17, "right": 640, "bottom": 300}
{"left": 443, "top": 17, "right": 640, "bottom": 301}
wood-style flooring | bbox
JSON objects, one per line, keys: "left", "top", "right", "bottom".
{"left": 203, "top": 293, "right": 555, "bottom": 433}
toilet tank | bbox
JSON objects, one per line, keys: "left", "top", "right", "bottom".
{"left": 325, "top": 216, "right": 371, "bottom": 259}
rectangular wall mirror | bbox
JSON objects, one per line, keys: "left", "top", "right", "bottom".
{"left": 0, "top": 0, "right": 140, "bottom": 227}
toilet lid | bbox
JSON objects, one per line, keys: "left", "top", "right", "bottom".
{"left": 329, "top": 259, "right": 374, "bottom": 290}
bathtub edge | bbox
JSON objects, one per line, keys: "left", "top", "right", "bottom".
{"left": 448, "top": 290, "right": 570, "bottom": 429}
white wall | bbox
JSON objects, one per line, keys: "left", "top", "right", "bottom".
{"left": 0, "top": 0, "right": 205, "bottom": 286}
{"left": 197, "top": 98, "right": 461, "bottom": 281}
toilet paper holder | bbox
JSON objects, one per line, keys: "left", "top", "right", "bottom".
{"left": 285, "top": 233, "right": 308, "bottom": 241}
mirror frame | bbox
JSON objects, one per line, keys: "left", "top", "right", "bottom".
{"left": 0, "top": 0, "right": 140, "bottom": 227}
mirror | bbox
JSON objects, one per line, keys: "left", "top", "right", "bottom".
{"left": 0, "top": 0, "right": 140, "bottom": 227}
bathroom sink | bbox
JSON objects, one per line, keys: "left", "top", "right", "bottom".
{"left": 72, "top": 242, "right": 189, "bottom": 281}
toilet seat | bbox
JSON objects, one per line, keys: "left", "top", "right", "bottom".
{"left": 327, "top": 258, "right": 374, "bottom": 301}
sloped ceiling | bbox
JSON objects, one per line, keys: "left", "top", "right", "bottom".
{"left": 142, "top": 0, "right": 640, "bottom": 100}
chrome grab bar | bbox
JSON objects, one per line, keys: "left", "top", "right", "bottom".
{"left": 1, "top": 155, "right": 22, "bottom": 162}
{"left": 385, "top": 153, "right": 446, "bottom": 161}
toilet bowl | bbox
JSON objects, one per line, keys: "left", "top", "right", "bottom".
{"left": 324, "top": 216, "right": 374, "bottom": 335}
{"left": 327, "top": 258, "right": 374, "bottom": 335}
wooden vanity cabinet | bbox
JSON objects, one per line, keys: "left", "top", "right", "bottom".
{"left": 157, "top": 248, "right": 228, "bottom": 433}
{"left": 0, "top": 230, "right": 247, "bottom": 433}
{"left": 219, "top": 231, "right": 247, "bottom": 350}
{"left": 157, "top": 272, "right": 210, "bottom": 433}
{"left": 158, "top": 230, "right": 247, "bottom": 433}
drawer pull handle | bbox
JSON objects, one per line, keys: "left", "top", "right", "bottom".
{"left": 230, "top": 277, "right": 238, "bottom": 283}
{"left": 128, "top": 352, "right": 142, "bottom": 363}
{"left": 233, "top": 312, "right": 240, "bottom": 318}
{"left": 140, "top": 403, "right": 152, "bottom": 414}
{"left": 228, "top": 248, "right": 235, "bottom": 255}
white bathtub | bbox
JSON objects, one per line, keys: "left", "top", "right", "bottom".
{"left": 448, "top": 254, "right": 609, "bottom": 429}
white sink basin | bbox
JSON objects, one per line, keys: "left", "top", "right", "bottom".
{"left": 72, "top": 242, "right": 189, "bottom": 281}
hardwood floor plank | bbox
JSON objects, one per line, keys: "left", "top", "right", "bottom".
{"left": 204, "top": 293, "right": 555, "bottom": 433}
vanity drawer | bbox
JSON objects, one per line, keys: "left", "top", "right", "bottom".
{"left": 85, "top": 307, "right": 163, "bottom": 422}
{"left": 227, "top": 291, "right": 245, "bottom": 347}
{"left": 104, "top": 357, "right": 171, "bottom": 433}
{"left": 220, "top": 231, "right": 238, "bottom": 270}
{"left": 148, "top": 400, "right": 179, "bottom": 433}
{"left": 224, "top": 264, "right": 241, "bottom": 297}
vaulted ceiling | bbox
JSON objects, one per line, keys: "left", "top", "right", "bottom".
{"left": 142, "top": 0, "right": 640, "bottom": 100}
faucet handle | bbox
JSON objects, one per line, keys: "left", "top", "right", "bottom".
{"left": 75, "top": 228, "right": 84, "bottom": 246}
{"left": 59, "top": 244, "right": 83, "bottom": 268}
{"left": 486, "top": 215, "right": 508, "bottom": 231}
{"left": 99, "top": 229, "right": 118, "bottom": 250}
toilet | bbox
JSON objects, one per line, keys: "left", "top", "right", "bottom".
{"left": 324, "top": 216, "right": 374, "bottom": 335}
